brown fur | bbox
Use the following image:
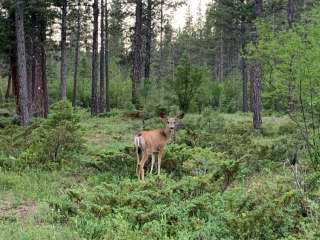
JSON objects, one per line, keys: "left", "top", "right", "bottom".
{"left": 134, "top": 113, "right": 184, "bottom": 181}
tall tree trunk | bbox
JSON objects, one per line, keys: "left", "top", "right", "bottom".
{"left": 251, "top": 0, "right": 263, "bottom": 129}
{"left": 26, "top": 14, "right": 48, "bottom": 118}
{"left": 158, "top": 0, "right": 164, "bottom": 84}
{"left": 72, "top": 0, "right": 81, "bottom": 107}
{"left": 5, "top": 68, "right": 12, "bottom": 99}
{"left": 60, "top": 0, "right": 67, "bottom": 99}
{"left": 219, "top": 29, "right": 224, "bottom": 82}
{"left": 40, "top": 19, "right": 49, "bottom": 118}
{"left": 91, "top": 0, "right": 99, "bottom": 115}
{"left": 288, "top": 0, "right": 294, "bottom": 28}
{"left": 251, "top": 64, "right": 262, "bottom": 129}
{"left": 287, "top": 0, "right": 295, "bottom": 112}
{"left": 240, "top": 0, "right": 248, "bottom": 112}
{"left": 99, "top": 0, "right": 106, "bottom": 113}
{"left": 132, "top": 0, "right": 143, "bottom": 107}
{"left": 15, "top": 0, "right": 30, "bottom": 126}
{"left": 144, "top": 0, "right": 152, "bottom": 81}
{"left": 105, "top": 0, "right": 110, "bottom": 112}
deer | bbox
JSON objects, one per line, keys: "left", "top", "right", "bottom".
{"left": 134, "top": 112, "right": 184, "bottom": 181}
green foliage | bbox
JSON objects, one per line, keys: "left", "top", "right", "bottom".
{"left": 1, "top": 107, "right": 319, "bottom": 240}
{"left": 248, "top": 7, "right": 320, "bottom": 170}
{"left": 194, "top": 75, "right": 221, "bottom": 113}
{"left": 172, "top": 53, "right": 204, "bottom": 112}
{"left": 219, "top": 74, "right": 242, "bottom": 113}
{"left": 0, "top": 100, "right": 83, "bottom": 170}
{"left": 28, "top": 100, "right": 83, "bottom": 165}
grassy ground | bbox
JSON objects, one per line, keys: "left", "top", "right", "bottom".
{"left": 0, "top": 109, "right": 318, "bottom": 239}
{"left": 0, "top": 111, "right": 143, "bottom": 239}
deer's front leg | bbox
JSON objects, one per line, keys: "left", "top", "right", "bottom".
{"left": 158, "top": 150, "right": 163, "bottom": 176}
{"left": 150, "top": 153, "right": 155, "bottom": 174}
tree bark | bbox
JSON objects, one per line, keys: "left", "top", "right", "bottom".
{"left": 132, "top": 0, "right": 143, "bottom": 107}
{"left": 251, "top": 0, "right": 263, "bottom": 129}
{"left": 219, "top": 29, "right": 224, "bottom": 82}
{"left": 144, "top": 0, "right": 152, "bottom": 81}
{"left": 15, "top": 0, "right": 30, "bottom": 126}
{"left": 72, "top": 0, "right": 81, "bottom": 107}
{"left": 251, "top": 64, "right": 262, "bottom": 129}
{"left": 288, "top": 0, "right": 294, "bottom": 28}
{"left": 99, "top": 0, "right": 106, "bottom": 113}
{"left": 240, "top": 0, "right": 248, "bottom": 112}
{"left": 5, "top": 68, "right": 12, "bottom": 99}
{"left": 40, "top": 20, "right": 49, "bottom": 118}
{"left": 91, "top": 0, "right": 99, "bottom": 115}
{"left": 158, "top": 0, "right": 164, "bottom": 84}
{"left": 105, "top": 0, "right": 110, "bottom": 112}
{"left": 60, "top": 0, "right": 67, "bottom": 99}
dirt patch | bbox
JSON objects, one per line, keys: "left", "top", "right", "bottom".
{"left": 0, "top": 198, "right": 38, "bottom": 223}
{"left": 18, "top": 201, "right": 38, "bottom": 222}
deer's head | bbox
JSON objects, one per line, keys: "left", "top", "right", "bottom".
{"left": 160, "top": 112, "right": 184, "bottom": 136}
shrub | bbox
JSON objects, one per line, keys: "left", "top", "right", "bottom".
{"left": 219, "top": 74, "right": 242, "bottom": 113}
{"left": 172, "top": 53, "right": 205, "bottom": 112}
{"left": 27, "top": 100, "right": 83, "bottom": 165}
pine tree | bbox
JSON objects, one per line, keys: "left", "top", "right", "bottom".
{"left": 132, "top": 0, "right": 143, "bottom": 106}
{"left": 60, "top": 0, "right": 68, "bottom": 100}
{"left": 105, "top": 0, "right": 111, "bottom": 112}
{"left": 252, "top": 0, "right": 263, "bottom": 129}
{"left": 99, "top": 0, "right": 106, "bottom": 113}
{"left": 72, "top": 0, "right": 81, "bottom": 107}
{"left": 109, "top": 0, "right": 125, "bottom": 61}
{"left": 15, "top": 0, "right": 30, "bottom": 126}
{"left": 91, "top": 0, "right": 99, "bottom": 115}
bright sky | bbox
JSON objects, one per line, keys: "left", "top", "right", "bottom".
{"left": 173, "top": 0, "right": 212, "bottom": 29}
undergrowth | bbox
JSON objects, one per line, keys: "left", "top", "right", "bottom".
{"left": 0, "top": 104, "right": 319, "bottom": 239}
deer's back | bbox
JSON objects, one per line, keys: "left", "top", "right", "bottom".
{"left": 136, "top": 129, "right": 168, "bottom": 152}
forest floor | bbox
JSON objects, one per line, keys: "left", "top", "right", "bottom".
{"left": 0, "top": 109, "right": 316, "bottom": 239}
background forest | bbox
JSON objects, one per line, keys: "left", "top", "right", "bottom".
{"left": 1, "top": 0, "right": 320, "bottom": 239}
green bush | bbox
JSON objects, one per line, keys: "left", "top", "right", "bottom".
{"left": 219, "top": 74, "right": 242, "bottom": 113}
{"left": 172, "top": 53, "right": 205, "bottom": 112}
{"left": 26, "top": 100, "right": 83, "bottom": 165}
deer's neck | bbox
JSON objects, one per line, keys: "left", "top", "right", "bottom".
{"left": 161, "top": 127, "right": 174, "bottom": 143}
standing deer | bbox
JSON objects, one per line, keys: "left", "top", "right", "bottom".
{"left": 134, "top": 112, "right": 184, "bottom": 181}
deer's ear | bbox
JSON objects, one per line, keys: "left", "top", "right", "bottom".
{"left": 176, "top": 112, "right": 185, "bottom": 119}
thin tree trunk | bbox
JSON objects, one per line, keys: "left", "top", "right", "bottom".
{"left": 99, "top": 0, "right": 106, "bottom": 113}
{"left": 158, "top": 0, "right": 164, "bottom": 84}
{"left": 72, "top": 0, "right": 81, "bottom": 107}
{"left": 288, "top": 0, "right": 294, "bottom": 28}
{"left": 240, "top": 0, "right": 248, "bottom": 112}
{"left": 144, "top": 0, "right": 152, "bottom": 81}
{"left": 252, "top": 0, "right": 263, "bottom": 129}
{"left": 60, "top": 0, "right": 67, "bottom": 99}
{"left": 5, "top": 69, "right": 12, "bottom": 99}
{"left": 91, "top": 0, "right": 99, "bottom": 115}
{"left": 132, "top": 0, "right": 143, "bottom": 107}
{"left": 40, "top": 20, "right": 49, "bottom": 118}
{"left": 219, "top": 30, "right": 224, "bottom": 82}
{"left": 105, "top": 0, "right": 110, "bottom": 112}
{"left": 287, "top": 0, "right": 295, "bottom": 112}
{"left": 251, "top": 64, "right": 262, "bottom": 129}
{"left": 15, "top": 0, "right": 29, "bottom": 126}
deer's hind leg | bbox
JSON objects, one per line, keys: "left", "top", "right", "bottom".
{"left": 139, "top": 152, "right": 149, "bottom": 181}
{"left": 136, "top": 150, "right": 141, "bottom": 178}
